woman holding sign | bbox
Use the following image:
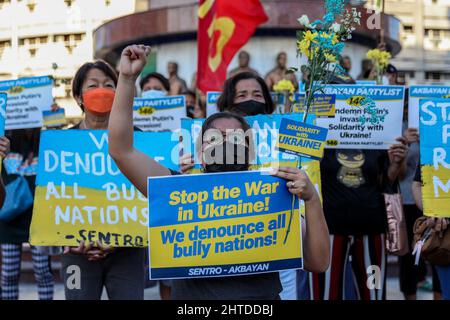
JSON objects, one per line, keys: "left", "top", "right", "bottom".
{"left": 60, "top": 60, "right": 146, "bottom": 300}
{"left": 108, "top": 44, "right": 330, "bottom": 300}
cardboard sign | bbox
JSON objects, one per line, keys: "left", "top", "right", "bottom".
{"left": 133, "top": 96, "right": 186, "bottom": 131}
{"left": 277, "top": 118, "right": 328, "bottom": 160}
{"left": 0, "top": 76, "right": 53, "bottom": 130}
{"left": 30, "top": 130, "right": 180, "bottom": 246}
{"left": 148, "top": 171, "right": 303, "bottom": 280}
{"left": 408, "top": 85, "right": 450, "bottom": 130}
{"left": 419, "top": 98, "right": 450, "bottom": 218}
{"left": 318, "top": 85, "right": 405, "bottom": 149}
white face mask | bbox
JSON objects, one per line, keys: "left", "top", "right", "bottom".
{"left": 141, "top": 89, "right": 167, "bottom": 99}
{"left": 382, "top": 75, "right": 390, "bottom": 85}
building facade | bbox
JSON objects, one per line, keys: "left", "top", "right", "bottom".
{"left": 0, "top": 0, "right": 138, "bottom": 118}
{"left": 384, "top": 0, "right": 450, "bottom": 84}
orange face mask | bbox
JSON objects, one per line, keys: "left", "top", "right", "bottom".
{"left": 82, "top": 88, "right": 115, "bottom": 116}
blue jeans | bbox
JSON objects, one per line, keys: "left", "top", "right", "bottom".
{"left": 436, "top": 265, "right": 450, "bottom": 300}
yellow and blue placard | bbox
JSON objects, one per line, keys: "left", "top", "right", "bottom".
{"left": 292, "top": 93, "right": 336, "bottom": 117}
{"left": 30, "top": 130, "right": 180, "bottom": 247}
{"left": 409, "top": 85, "right": 450, "bottom": 129}
{"left": 276, "top": 118, "right": 328, "bottom": 160}
{"left": 147, "top": 171, "right": 302, "bottom": 280}
{"left": 43, "top": 109, "right": 66, "bottom": 127}
{"left": 419, "top": 98, "right": 450, "bottom": 218}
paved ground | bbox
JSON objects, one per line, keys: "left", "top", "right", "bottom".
{"left": 17, "top": 277, "right": 433, "bottom": 300}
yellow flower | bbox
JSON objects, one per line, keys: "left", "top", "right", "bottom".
{"left": 303, "top": 30, "right": 317, "bottom": 43}
{"left": 367, "top": 49, "right": 391, "bottom": 69}
{"left": 273, "top": 79, "right": 295, "bottom": 93}
{"left": 324, "top": 53, "right": 337, "bottom": 62}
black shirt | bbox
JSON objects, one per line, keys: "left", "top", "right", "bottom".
{"left": 414, "top": 163, "right": 422, "bottom": 183}
{"left": 320, "top": 149, "right": 389, "bottom": 235}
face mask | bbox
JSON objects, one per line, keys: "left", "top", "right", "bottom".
{"left": 142, "top": 89, "right": 167, "bottom": 99}
{"left": 202, "top": 141, "right": 249, "bottom": 173}
{"left": 231, "top": 100, "right": 267, "bottom": 116}
{"left": 82, "top": 88, "right": 115, "bottom": 116}
{"left": 187, "top": 105, "right": 195, "bottom": 118}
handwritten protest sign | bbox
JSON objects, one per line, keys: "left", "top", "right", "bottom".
{"left": 148, "top": 171, "right": 303, "bottom": 279}
{"left": 0, "top": 93, "right": 6, "bottom": 136}
{"left": 0, "top": 76, "right": 53, "bottom": 130}
{"left": 206, "top": 92, "right": 221, "bottom": 117}
{"left": 30, "top": 130, "right": 179, "bottom": 246}
{"left": 419, "top": 98, "right": 450, "bottom": 218}
{"left": 133, "top": 96, "right": 186, "bottom": 131}
{"left": 276, "top": 118, "right": 328, "bottom": 160}
{"left": 317, "top": 85, "right": 405, "bottom": 149}
{"left": 409, "top": 85, "right": 450, "bottom": 130}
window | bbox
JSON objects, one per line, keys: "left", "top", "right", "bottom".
{"left": 403, "top": 25, "right": 414, "bottom": 33}
{"left": 53, "top": 33, "right": 85, "bottom": 53}
{"left": 425, "top": 72, "right": 442, "bottom": 80}
{"left": 0, "top": 40, "right": 11, "bottom": 57}
{"left": 18, "top": 36, "right": 49, "bottom": 56}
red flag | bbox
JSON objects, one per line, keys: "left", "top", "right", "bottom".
{"left": 197, "top": 0, "right": 268, "bottom": 93}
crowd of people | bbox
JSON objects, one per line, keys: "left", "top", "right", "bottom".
{"left": 0, "top": 44, "right": 448, "bottom": 301}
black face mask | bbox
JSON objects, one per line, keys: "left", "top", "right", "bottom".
{"left": 231, "top": 100, "right": 267, "bottom": 116}
{"left": 186, "top": 105, "right": 195, "bottom": 118}
{"left": 203, "top": 142, "right": 249, "bottom": 173}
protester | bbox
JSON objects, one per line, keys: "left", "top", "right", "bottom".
{"left": 385, "top": 64, "right": 398, "bottom": 85}
{"left": 339, "top": 56, "right": 352, "bottom": 74}
{"left": 265, "top": 52, "right": 298, "bottom": 91}
{"left": 0, "top": 129, "right": 54, "bottom": 300}
{"left": 412, "top": 164, "right": 450, "bottom": 300}
{"left": 357, "top": 59, "right": 374, "bottom": 80}
{"left": 181, "top": 71, "right": 298, "bottom": 298}
{"left": 59, "top": 60, "right": 146, "bottom": 300}
{"left": 217, "top": 71, "right": 275, "bottom": 115}
{"left": 167, "top": 61, "right": 188, "bottom": 95}
{"left": 299, "top": 71, "right": 409, "bottom": 300}
{"left": 108, "top": 44, "right": 331, "bottom": 300}
{"left": 0, "top": 136, "right": 9, "bottom": 207}
{"left": 228, "top": 51, "right": 259, "bottom": 78}
{"left": 139, "top": 72, "right": 170, "bottom": 99}
{"left": 183, "top": 90, "right": 205, "bottom": 119}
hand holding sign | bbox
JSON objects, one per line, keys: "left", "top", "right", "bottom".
{"left": 119, "top": 45, "right": 152, "bottom": 80}
{"left": 270, "top": 167, "right": 318, "bottom": 202}
{"left": 0, "top": 136, "right": 10, "bottom": 158}
{"left": 388, "top": 136, "right": 408, "bottom": 166}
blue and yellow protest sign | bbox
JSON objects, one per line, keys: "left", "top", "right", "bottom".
{"left": 148, "top": 171, "right": 303, "bottom": 280}
{"left": 30, "top": 130, "right": 180, "bottom": 246}
{"left": 43, "top": 109, "right": 66, "bottom": 128}
{"left": 318, "top": 85, "right": 405, "bottom": 149}
{"left": 0, "top": 92, "right": 6, "bottom": 136}
{"left": 292, "top": 93, "right": 336, "bottom": 117}
{"left": 133, "top": 95, "right": 186, "bottom": 131}
{"left": 409, "top": 85, "right": 450, "bottom": 130}
{"left": 206, "top": 91, "right": 221, "bottom": 117}
{"left": 419, "top": 98, "right": 450, "bottom": 218}
{"left": 0, "top": 76, "right": 53, "bottom": 130}
{"left": 276, "top": 118, "right": 328, "bottom": 160}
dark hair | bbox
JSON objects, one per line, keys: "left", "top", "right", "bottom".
{"left": 196, "top": 112, "right": 255, "bottom": 162}
{"left": 182, "top": 89, "right": 196, "bottom": 99}
{"left": 72, "top": 60, "right": 118, "bottom": 109}
{"left": 139, "top": 72, "right": 170, "bottom": 92}
{"left": 217, "top": 72, "right": 275, "bottom": 114}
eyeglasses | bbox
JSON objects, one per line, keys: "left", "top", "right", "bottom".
{"left": 203, "top": 129, "right": 246, "bottom": 146}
